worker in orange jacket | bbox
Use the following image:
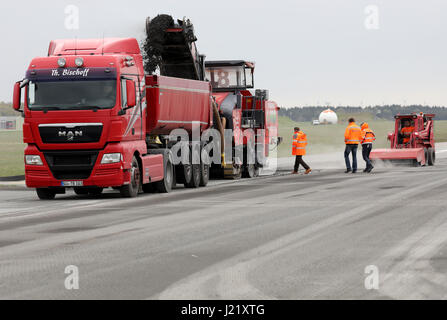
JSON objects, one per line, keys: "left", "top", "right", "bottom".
{"left": 401, "top": 120, "right": 415, "bottom": 144}
{"left": 360, "top": 122, "right": 376, "bottom": 172}
{"left": 292, "top": 127, "right": 311, "bottom": 174}
{"left": 344, "top": 118, "right": 362, "bottom": 173}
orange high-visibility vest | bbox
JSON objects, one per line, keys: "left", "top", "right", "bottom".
{"left": 401, "top": 126, "right": 414, "bottom": 144}
{"left": 345, "top": 123, "right": 362, "bottom": 145}
{"left": 361, "top": 123, "right": 376, "bottom": 144}
{"left": 292, "top": 131, "right": 307, "bottom": 156}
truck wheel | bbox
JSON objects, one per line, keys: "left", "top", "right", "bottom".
{"left": 199, "top": 162, "right": 209, "bottom": 187}
{"left": 156, "top": 158, "right": 173, "bottom": 193}
{"left": 253, "top": 165, "right": 260, "bottom": 177}
{"left": 36, "top": 188, "right": 56, "bottom": 200}
{"left": 199, "top": 148, "right": 209, "bottom": 187}
{"left": 120, "top": 156, "right": 140, "bottom": 198}
{"left": 186, "top": 164, "right": 200, "bottom": 188}
{"left": 243, "top": 164, "right": 256, "bottom": 178}
{"left": 427, "top": 147, "right": 435, "bottom": 166}
{"left": 184, "top": 144, "right": 200, "bottom": 188}
{"left": 181, "top": 164, "right": 192, "bottom": 186}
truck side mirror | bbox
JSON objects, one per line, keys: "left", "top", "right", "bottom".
{"left": 126, "top": 80, "right": 136, "bottom": 108}
{"left": 13, "top": 82, "right": 21, "bottom": 111}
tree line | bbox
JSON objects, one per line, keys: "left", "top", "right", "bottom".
{"left": 279, "top": 105, "right": 447, "bottom": 122}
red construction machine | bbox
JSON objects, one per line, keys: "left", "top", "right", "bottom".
{"left": 370, "top": 113, "right": 435, "bottom": 166}
{"left": 205, "top": 60, "right": 280, "bottom": 178}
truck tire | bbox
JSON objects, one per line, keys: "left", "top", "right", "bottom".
{"left": 120, "top": 156, "right": 140, "bottom": 198}
{"left": 199, "top": 163, "right": 209, "bottom": 187}
{"left": 36, "top": 188, "right": 56, "bottom": 200}
{"left": 156, "top": 158, "right": 173, "bottom": 193}
{"left": 181, "top": 164, "right": 192, "bottom": 186}
{"left": 243, "top": 164, "right": 256, "bottom": 178}
{"left": 254, "top": 165, "right": 260, "bottom": 177}
{"left": 185, "top": 144, "right": 200, "bottom": 188}
{"left": 427, "top": 147, "right": 435, "bottom": 166}
{"left": 199, "top": 148, "right": 209, "bottom": 187}
{"left": 186, "top": 164, "right": 200, "bottom": 188}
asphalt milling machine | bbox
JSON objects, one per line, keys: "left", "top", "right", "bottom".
{"left": 144, "top": 15, "right": 281, "bottom": 179}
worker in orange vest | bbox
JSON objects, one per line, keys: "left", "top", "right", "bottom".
{"left": 344, "top": 118, "right": 362, "bottom": 173}
{"left": 401, "top": 120, "right": 415, "bottom": 144}
{"left": 292, "top": 127, "right": 311, "bottom": 174}
{"left": 360, "top": 122, "right": 376, "bottom": 172}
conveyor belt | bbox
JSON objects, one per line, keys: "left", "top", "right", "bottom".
{"left": 143, "top": 14, "right": 205, "bottom": 81}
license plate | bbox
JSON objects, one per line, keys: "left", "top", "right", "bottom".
{"left": 61, "top": 181, "right": 83, "bottom": 187}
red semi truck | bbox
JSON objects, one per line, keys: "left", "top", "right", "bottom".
{"left": 12, "top": 37, "right": 280, "bottom": 199}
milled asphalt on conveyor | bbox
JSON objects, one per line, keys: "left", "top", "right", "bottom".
{"left": 0, "top": 149, "right": 447, "bottom": 299}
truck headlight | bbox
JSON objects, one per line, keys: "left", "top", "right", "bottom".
{"left": 25, "top": 155, "right": 43, "bottom": 165}
{"left": 101, "top": 153, "right": 122, "bottom": 164}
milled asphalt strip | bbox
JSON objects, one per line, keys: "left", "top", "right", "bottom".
{"left": 378, "top": 212, "right": 447, "bottom": 299}
{"left": 0, "top": 169, "right": 394, "bottom": 260}
{"left": 0, "top": 169, "right": 401, "bottom": 299}
{"left": 154, "top": 173, "right": 447, "bottom": 299}
{"left": 0, "top": 170, "right": 291, "bottom": 221}
{"left": 0, "top": 166, "right": 439, "bottom": 253}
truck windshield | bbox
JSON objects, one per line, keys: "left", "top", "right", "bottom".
{"left": 28, "top": 80, "right": 117, "bottom": 110}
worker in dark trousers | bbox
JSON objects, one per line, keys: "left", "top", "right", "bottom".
{"left": 292, "top": 127, "right": 312, "bottom": 174}
{"left": 344, "top": 118, "right": 362, "bottom": 173}
{"left": 360, "top": 122, "right": 376, "bottom": 172}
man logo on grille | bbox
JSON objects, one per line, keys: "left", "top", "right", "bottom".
{"left": 58, "top": 130, "right": 83, "bottom": 141}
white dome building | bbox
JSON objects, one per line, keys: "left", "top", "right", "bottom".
{"left": 318, "top": 109, "right": 338, "bottom": 124}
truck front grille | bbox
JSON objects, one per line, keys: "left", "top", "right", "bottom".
{"left": 39, "top": 124, "right": 103, "bottom": 144}
{"left": 43, "top": 150, "right": 99, "bottom": 180}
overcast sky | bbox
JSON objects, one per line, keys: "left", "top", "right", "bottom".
{"left": 0, "top": 0, "right": 446, "bottom": 108}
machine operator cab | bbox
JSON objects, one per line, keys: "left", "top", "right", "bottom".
{"left": 392, "top": 113, "right": 434, "bottom": 147}
{"left": 397, "top": 117, "right": 415, "bottom": 146}
{"left": 205, "top": 60, "right": 254, "bottom": 91}
{"left": 204, "top": 60, "right": 269, "bottom": 130}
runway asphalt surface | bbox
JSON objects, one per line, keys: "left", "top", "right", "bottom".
{"left": 1, "top": 145, "right": 447, "bottom": 299}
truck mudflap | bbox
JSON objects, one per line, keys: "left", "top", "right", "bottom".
{"left": 370, "top": 147, "right": 426, "bottom": 165}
